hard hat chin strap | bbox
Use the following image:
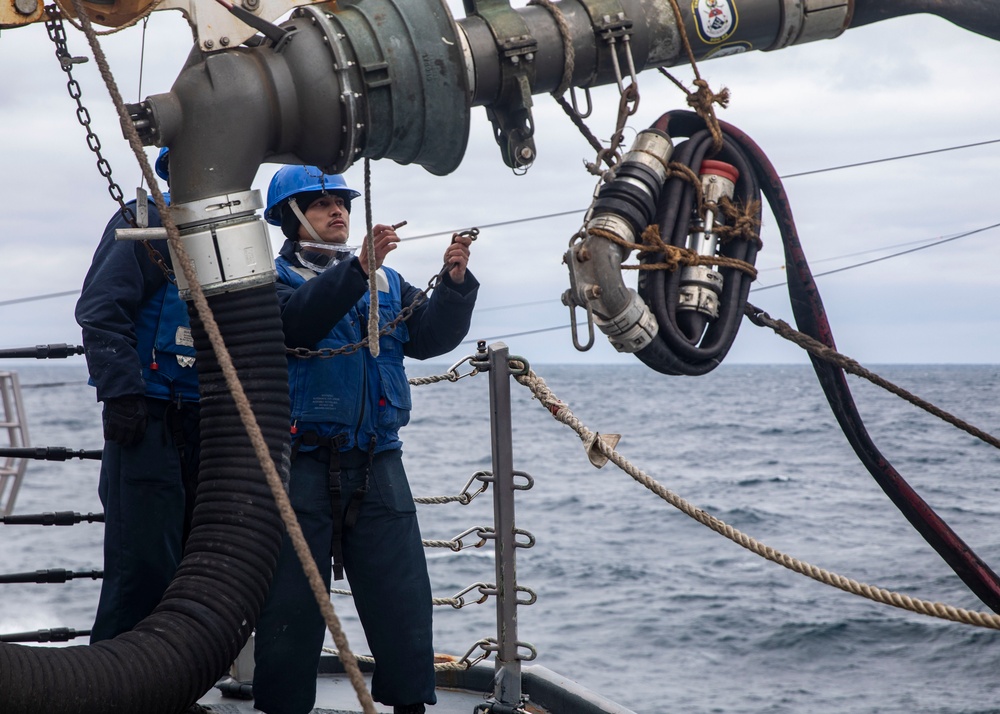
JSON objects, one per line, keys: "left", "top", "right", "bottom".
{"left": 287, "top": 197, "right": 325, "bottom": 243}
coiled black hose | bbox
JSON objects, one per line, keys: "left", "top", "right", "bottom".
{"left": 0, "top": 284, "right": 290, "bottom": 713}
{"left": 634, "top": 111, "right": 761, "bottom": 376}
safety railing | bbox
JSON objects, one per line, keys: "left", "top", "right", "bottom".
{"left": 0, "top": 371, "right": 30, "bottom": 517}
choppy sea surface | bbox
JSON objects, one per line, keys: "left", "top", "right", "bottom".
{"left": 2, "top": 360, "right": 1000, "bottom": 714}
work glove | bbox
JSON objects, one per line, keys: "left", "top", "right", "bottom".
{"left": 103, "top": 396, "right": 148, "bottom": 446}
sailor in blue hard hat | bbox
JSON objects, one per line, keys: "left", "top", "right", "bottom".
{"left": 255, "top": 165, "right": 478, "bottom": 714}
{"left": 263, "top": 166, "right": 372, "bottom": 273}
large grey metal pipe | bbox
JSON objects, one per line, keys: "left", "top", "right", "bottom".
{"left": 132, "top": 0, "right": 1000, "bottom": 197}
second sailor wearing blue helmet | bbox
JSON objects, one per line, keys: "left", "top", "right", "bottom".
{"left": 253, "top": 166, "right": 478, "bottom": 714}
{"left": 75, "top": 147, "right": 202, "bottom": 643}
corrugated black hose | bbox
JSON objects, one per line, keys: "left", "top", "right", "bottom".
{"left": 0, "top": 284, "right": 290, "bottom": 712}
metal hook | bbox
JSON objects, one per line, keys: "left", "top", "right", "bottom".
{"left": 566, "top": 298, "right": 596, "bottom": 352}
{"left": 569, "top": 86, "right": 593, "bottom": 119}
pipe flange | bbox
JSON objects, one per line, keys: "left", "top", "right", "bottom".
{"left": 769, "top": 0, "right": 851, "bottom": 50}
{"left": 169, "top": 190, "right": 263, "bottom": 229}
{"left": 297, "top": 4, "right": 362, "bottom": 173}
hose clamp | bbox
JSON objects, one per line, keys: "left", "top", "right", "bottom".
{"left": 594, "top": 289, "right": 658, "bottom": 353}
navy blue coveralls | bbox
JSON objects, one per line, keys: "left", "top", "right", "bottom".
{"left": 252, "top": 239, "right": 478, "bottom": 713}
{"left": 75, "top": 199, "right": 200, "bottom": 642}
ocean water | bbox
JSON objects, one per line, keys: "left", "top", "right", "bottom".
{"left": 2, "top": 360, "right": 1000, "bottom": 714}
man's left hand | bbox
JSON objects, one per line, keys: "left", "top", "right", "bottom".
{"left": 444, "top": 233, "right": 473, "bottom": 284}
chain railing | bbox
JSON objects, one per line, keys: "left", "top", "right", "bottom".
{"left": 322, "top": 343, "right": 539, "bottom": 706}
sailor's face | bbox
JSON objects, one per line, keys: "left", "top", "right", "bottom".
{"left": 301, "top": 194, "right": 350, "bottom": 244}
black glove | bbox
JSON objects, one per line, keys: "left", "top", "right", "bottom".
{"left": 103, "top": 396, "right": 148, "bottom": 446}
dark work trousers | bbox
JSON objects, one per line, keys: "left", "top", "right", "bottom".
{"left": 253, "top": 447, "right": 436, "bottom": 714}
{"left": 91, "top": 396, "right": 200, "bottom": 643}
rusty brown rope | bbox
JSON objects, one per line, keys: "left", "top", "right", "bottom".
{"left": 589, "top": 223, "right": 758, "bottom": 279}
{"left": 661, "top": 0, "right": 731, "bottom": 155}
{"left": 744, "top": 303, "right": 1000, "bottom": 451}
{"left": 554, "top": 94, "right": 605, "bottom": 155}
{"left": 714, "top": 196, "right": 763, "bottom": 248}
{"left": 527, "top": 0, "right": 574, "bottom": 97}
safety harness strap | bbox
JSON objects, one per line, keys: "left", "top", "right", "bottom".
{"left": 344, "top": 437, "right": 376, "bottom": 531}
{"left": 290, "top": 431, "right": 364, "bottom": 582}
{"left": 164, "top": 395, "right": 197, "bottom": 547}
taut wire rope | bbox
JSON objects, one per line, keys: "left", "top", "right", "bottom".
{"left": 512, "top": 362, "right": 1000, "bottom": 630}
{"left": 743, "top": 303, "right": 1000, "bottom": 451}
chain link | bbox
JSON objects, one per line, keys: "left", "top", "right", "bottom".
{"left": 45, "top": 5, "right": 175, "bottom": 283}
{"left": 45, "top": 6, "right": 135, "bottom": 224}
{"left": 289, "top": 228, "right": 480, "bottom": 359}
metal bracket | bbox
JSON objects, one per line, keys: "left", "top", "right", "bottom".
{"left": 576, "top": 0, "right": 633, "bottom": 88}
{"left": 464, "top": 0, "right": 538, "bottom": 170}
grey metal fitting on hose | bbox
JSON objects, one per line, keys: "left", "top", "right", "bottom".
{"left": 168, "top": 190, "right": 276, "bottom": 300}
{"left": 563, "top": 214, "right": 659, "bottom": 354}
{"left": 563, "top": 129, "right": 672, "bottom": 353}
{"left": 678, "top": 161, "right": 738, "bottom": 321}
{"left": 593, "top": 289, "right": 658, "bottom": 352}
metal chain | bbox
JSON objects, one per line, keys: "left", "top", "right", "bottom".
{"left": 44, "top": 5, "right": 174, "bottom": 283}
{"left": 46, "top": 5, "right": 132, "bottom": 222}
{"left": 591, "top": 82, "right": 640, "bottom": 175}
{"left": 288, "top": 228, "right": 480, "bottom": 359}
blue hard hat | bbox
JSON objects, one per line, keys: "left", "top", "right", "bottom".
{"left": 155, "top": 147, "right": 170, "bottom": 182}
{"left": 264, "top": 165, "right": 361, "bottom": 226}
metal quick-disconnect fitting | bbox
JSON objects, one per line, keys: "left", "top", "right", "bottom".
{"left": 678, "top": 160, "right": 739, "bottom": 322}
{"left": 591, "top": 129, "right": 674, "bottom": 236}
{"left": 594, "top": 290, "right": 659, "bottom": 353}
{"left": 561, "top": 128, "right": 673, "bottom": 353}
{"left": 168, "top": 190, "right": 275, "bottom": 299}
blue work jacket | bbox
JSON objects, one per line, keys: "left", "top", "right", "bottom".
{"left": 76, "top": 197, "right": 199, "bottom": 403}
{"left": 275, "top": 239, "right": 479, "bottom": 453}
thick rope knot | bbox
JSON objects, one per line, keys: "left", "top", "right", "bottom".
{"left": 686, "top": 79, "right": 730, "bottom": 155}
{"left": 714, "top": 196, "right": 763, "bottom": 248}
{"left": 639, "top": 224, "right": 666, "bottom": 252}
{"left": 638, "top": 225, "right": 698, "bottom": 269}
{"left": 688, "top": 78, "right": 731, "bottom": 111}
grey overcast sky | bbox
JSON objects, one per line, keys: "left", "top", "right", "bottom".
{"left": 0, "top": 3, "right": 998, "bottom": 367}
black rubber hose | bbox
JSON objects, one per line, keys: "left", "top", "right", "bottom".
{"left": 0, "top": 284, "right": 290, "bottom": 713}
{"left": 633, "top": 111, "right": 760, "bottom": 375}
{"left": 720, "top": 120, "right": 1000, "bottom": 613}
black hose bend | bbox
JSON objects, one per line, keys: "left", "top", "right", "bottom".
{"left": 718, "top": 120, "right": 1000, "bottom": 613}
{"left": 634, "top": 110, "right": 761, "bottom": 375}
{"left": 0, "top": 284, "right": 290, "bottom": 713}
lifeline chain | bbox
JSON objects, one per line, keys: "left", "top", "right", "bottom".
{"left": 287, "top": 228, "right": 480, "bottom": 359}
{"left": 45, "top": 5, "right": 174, "bottom": 283}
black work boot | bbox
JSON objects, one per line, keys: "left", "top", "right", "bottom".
{"left": 393, "top": 705, "right": 425, "bottom": 714}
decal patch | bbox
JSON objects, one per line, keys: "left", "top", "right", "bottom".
{"left": 704, "top": 41, "right": 751, "bottom": 59}
{"left": 692, "top": 0, "right": 738, "bottom": 44}
{"left": 175, "top": 326, "right": 194, "bottom": 348}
